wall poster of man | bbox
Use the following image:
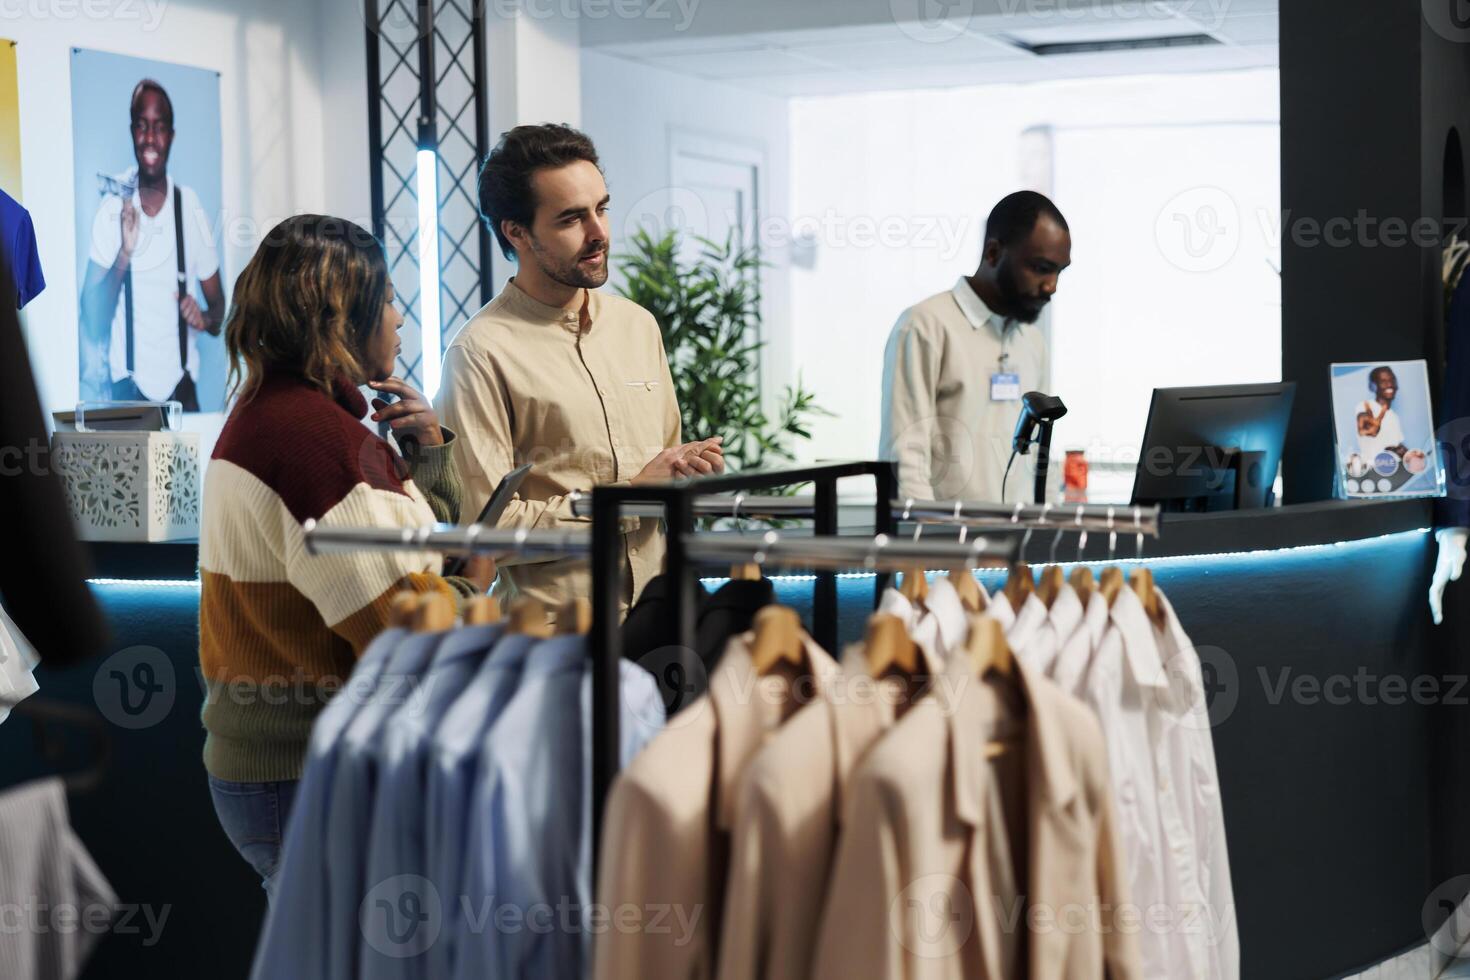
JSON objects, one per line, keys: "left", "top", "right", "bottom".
{"left": 72, "top": 49, "right": 225, "bottom": 412}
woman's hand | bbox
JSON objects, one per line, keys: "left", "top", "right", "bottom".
{"left": 368, "top": 377, "right": 444, "bottom": 448}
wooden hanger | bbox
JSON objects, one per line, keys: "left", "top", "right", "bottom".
{"left": 965, "top": 616, "right": 1023, "bottom": 759}
{"left": 388, "top": 591, "right": 422, "bottom": 628}
{"left": 1003, "top": 562, "right": 1034, "bottom": 609}
{"left": 1130, "top": 567, "right": 1166, "bottom": 629}
{"left": 413, "top": 592, "right": 455, "bottom": 633}
{"left": 1099, "top": 566, "right": 1127, "bottom": 607}
{"left": 898, "top": 565, "right": 929, "bottom": 604}
{"left": 1070, "top": 566, "right": 1096, "bottom": 606}
{"left": 947, "top": 567, "right": 986, "bottom": 613}
{"left": 463, "top": 595, "right": 502, "bottom": 626}
{"left": 507, "top": 597, "right": 555, "bottom": 638}
{"left": 1037, "top": 566, "right": 1065, "bottom": 609}
{"left": 965, "top": 615, "right": 1015, "bottom": 680}
{"left": 728, "top": 563, "right": 763, "bottom": 581}
{"left": 864, "top": 613, "right": 920, "bottom": 678}
{"left": 750, "top": 605, "right": 804, "bottom": 675}
{"left": 555, "top": 597, "right": 593, "bottom": 635}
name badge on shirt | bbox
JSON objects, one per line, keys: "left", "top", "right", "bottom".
{"left": 990, "top": 372, "right": 1021, "bottom": 402}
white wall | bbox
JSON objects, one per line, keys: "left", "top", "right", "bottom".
{"left": 579, "top": 48, "right": 793, "bottom": 436}
{"left": 788, "top": 68, "right": 1280, "bottom": 491}
{"left": 8, "top": 0, "right": 371, "bottom": 454}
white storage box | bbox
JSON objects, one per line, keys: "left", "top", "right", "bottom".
{"left": 51, "top": 430, "right": 201, "bottom": 542}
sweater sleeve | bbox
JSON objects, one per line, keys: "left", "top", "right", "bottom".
{"left": 404, "top": 425, "right": 463, "bottom": 525}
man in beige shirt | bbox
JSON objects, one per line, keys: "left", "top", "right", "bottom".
{"left": 880, "top": 191, "right": 1071, "bottom": 504}
{"left": 437, "top": 124, "right": 724, "bottom": 611}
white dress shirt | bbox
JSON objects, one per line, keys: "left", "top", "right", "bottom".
{"left": 1008, "top": 585, "right": 1083, "bottom": 677}
{"left": 1084, "top": 586, "right": 1237, "bottom": 980}
{"left": 874, "top": 576, "right": 970, "bottom": 665}
{"left": 1051, "top": 590, "right": 1110, "bottom": 696}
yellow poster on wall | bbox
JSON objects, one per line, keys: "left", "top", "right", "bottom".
{"left": 0, "top": 39, "right": 18, "bottom": 200}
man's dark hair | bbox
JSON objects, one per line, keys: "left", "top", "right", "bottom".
{"left": 985, "top": 190, "right": 1068, "bottom": 250}
{"left": 129, "top": 79, "right": 174, "bottom": 129}
{"left": 478, "top": 124, "right": 601, "bottom": 260}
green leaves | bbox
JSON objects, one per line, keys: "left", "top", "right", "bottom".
{"left": 615, "top": 227, "right": 829, "bottom": 481}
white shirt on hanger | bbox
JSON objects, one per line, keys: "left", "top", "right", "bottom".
{"left": 1051, "top": 590, "right": 1109, "bottom": 696}
{"left": 874, "top": 576, "right": 969, "bottom": 665}
{"left": 1085, "top": 585, "right": 1236, "bottom": 980}
{"left": 1008, "top": 584, "right": 1083, "bottom": 676}
{"left": 0, "top": 603, "right": 40, "bottom": 726}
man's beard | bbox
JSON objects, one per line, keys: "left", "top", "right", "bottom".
{"left": 530, "top": 238, "right": 609, "bottom": 290}
{"left": 996, "top": 257, "right": 1047, "bottom": 324}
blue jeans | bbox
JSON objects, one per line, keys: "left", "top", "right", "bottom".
{"left": 208, "top": 776, "right": 299, "bottom": 903}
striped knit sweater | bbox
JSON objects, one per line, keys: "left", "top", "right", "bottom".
{"left": 199, "top": 372, "right": 475, "bottom": 782}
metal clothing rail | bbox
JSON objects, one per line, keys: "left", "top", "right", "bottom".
{"left": 301, "top": 520, "right": 592, "bottom": 559}
{"left": 895, "top": 499, "right": 1163, "bottom": 538}
{"left": 683, "top": 530, "right": 1018, "bottom": 572}
{"left": 569, "top": 492, "right": 819, "bottom": 521}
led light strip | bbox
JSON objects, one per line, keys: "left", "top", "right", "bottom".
{"left": 416, "top": 148, "right": 443, "bottom": 399}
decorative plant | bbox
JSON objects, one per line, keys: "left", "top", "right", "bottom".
{"left": 616, "top": 227, "right": 830, "bottom": 481}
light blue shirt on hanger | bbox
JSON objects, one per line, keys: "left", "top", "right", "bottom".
{"left": 452, "top": 635, "right": 666, "bottom": 980}
{"left": 249, "top": 626, "right": 407, "bottom": 980}
{"left": 358, "top": 622, "right": 505, "bottom": 980}
{"left": 321, "top": 630, "right": 444, "bottom": 980}
{"left": 423, "top": 632, "right": 542, "bottom": 979}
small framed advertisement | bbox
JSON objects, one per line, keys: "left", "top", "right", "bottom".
{"left": 1330, "top": 360, "right": 1443, "bottom": 499}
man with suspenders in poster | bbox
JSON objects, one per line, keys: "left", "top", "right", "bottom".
{"left": 80, "top": 78, "right": 225, "bottom": 411}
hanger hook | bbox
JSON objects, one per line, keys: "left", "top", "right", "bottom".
{"left": 1107, "top": 506, "right": 1117, "bottom": 562}
{"left": 732, "top": 492, "right": 746, "bottom": 534}
{"left": 868, "top": 532, "right": 890, "bottom": 571}
{"left": 952, "top": 501, "right": 967, "bottom": 545}
{"left": 1133, "top": 505, "right": 1144, "bottom": 561}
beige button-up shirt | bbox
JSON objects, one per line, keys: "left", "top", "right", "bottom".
{"left": 717, "top": 638, "right": 946, "bottom": 980}
{"left": 436, "top": 280, "right": 681, "bottom": 611}
{"left": 880, "top": 277, "right": 1052, "bottom": 504}
{"left": 812, "top": 632, "right": 1142, "bottom": 980}
{"left": 594, "top": 629, "right": 841, "bottom": 980}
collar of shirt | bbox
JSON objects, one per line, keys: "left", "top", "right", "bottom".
{"left": 1082, "top": 590, "right": 1109, "bottom": 647}
{"left": 708, "top": 628, "right": 839, "bottom": 830}
{"left": 1108, "top": 585, "right": 1168, "bottom": 691}
{"left": 950, "top": 275, "right": 1013, "bottom": 339}
{"left": 945, "top": 649, "right": 1079, "bottom": 826}
{"left": 1006, "top": 591, "right": 1050, "bottom": 653}
{"left": 1152, "top": 589, "right": 1206, "bottom": 713}
{"left": 829, "top": 644, "right": 908, "bottom": 822}
{"left": 1047, "top": 584, "right": 1084, "bottom": 648}
{"left": 986, "top": 590, "right": 1017, "bottom": 632}
{"left": 503, "top": 277, "right": 602, "bottom": 335}
{"left": 873, "top": 587, "right": 947, "bottom": 671}
{"left": 922, "top": 577, "right": 969, "bottom": 663}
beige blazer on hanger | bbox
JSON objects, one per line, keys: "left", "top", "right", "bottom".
{"left": 811, "top": 647, "right": 1142, "bottom": 980}
{"left": 594, "top": 628, "right": 841, "bottom": 980}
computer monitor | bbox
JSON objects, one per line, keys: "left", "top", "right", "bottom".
{"left": 1131, "top": 382, "right": 1297, "bottom": 512}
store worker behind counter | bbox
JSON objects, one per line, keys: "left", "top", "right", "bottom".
{"left": 880, "top": 191, "right": 1071, "bottom": 503}
{"left": 196, "top": 215, "right": 495, "bottom": 898}
{"left": 437, "top": 123, "right": 726, "bottom": 619}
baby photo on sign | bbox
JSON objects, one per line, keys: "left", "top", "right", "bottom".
{"left": 1330, "top": 360, "right": 1442, "bottom": 499}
